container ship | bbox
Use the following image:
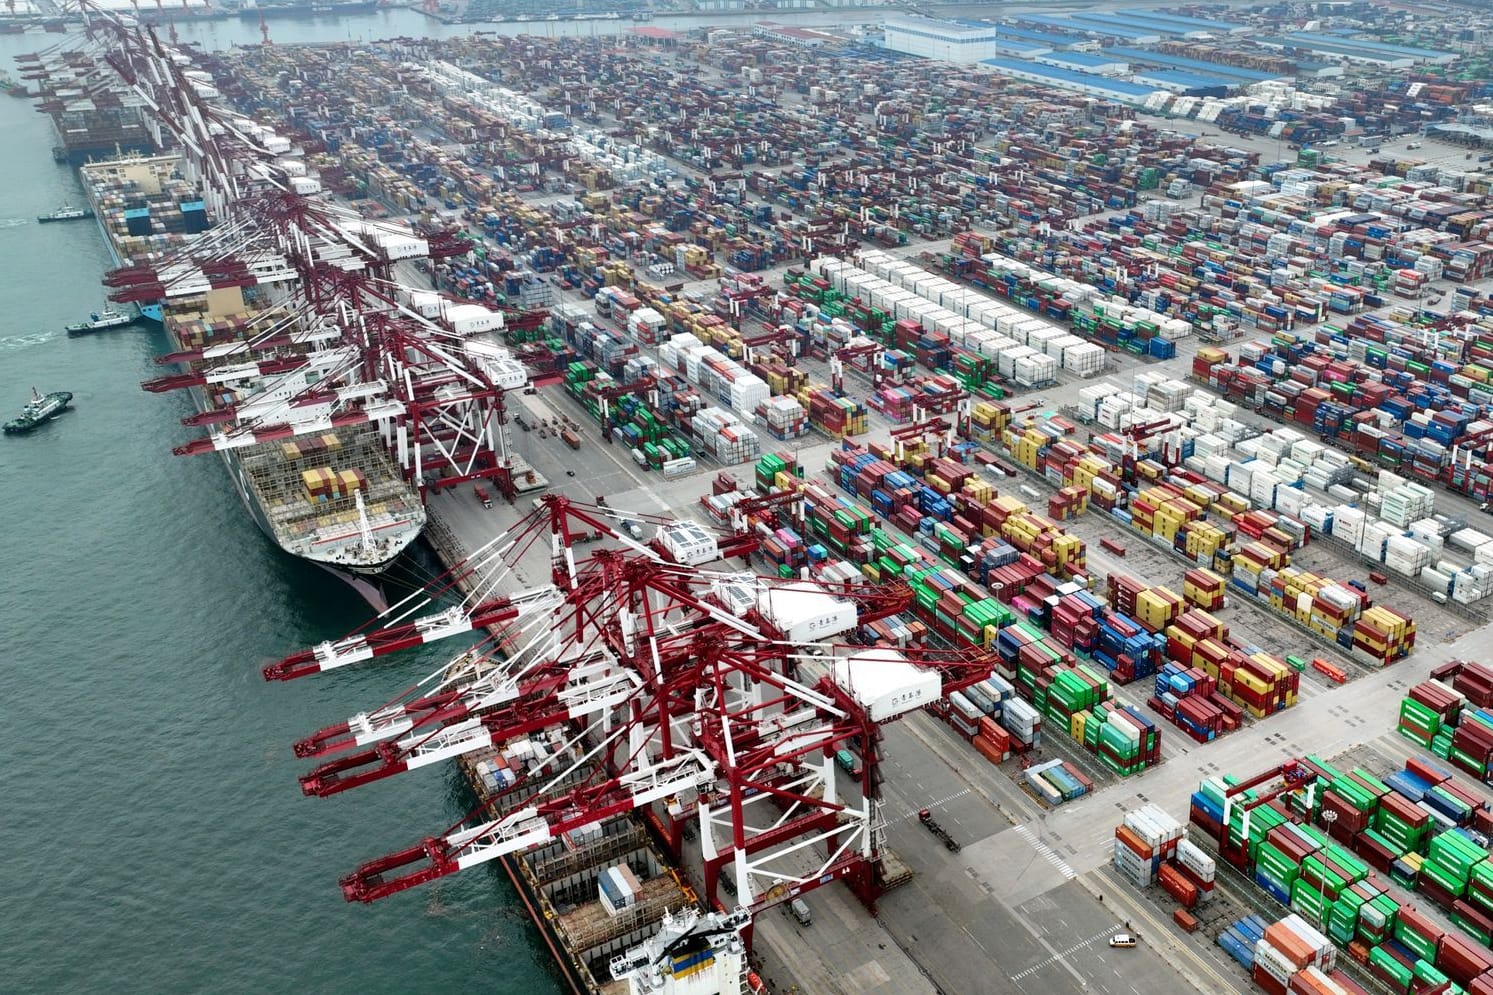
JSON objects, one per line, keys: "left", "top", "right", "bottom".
{"left": 457, "top": 743, "right": 713, "bottom": 995}
{"left": 15, "top": 48, "right": 157, "bottom": 165}
{"left": 234, "top": 0, "right": 380, "bottom": 19}
{"left": 79, "top": 154, "right": 427, "bottom": 577}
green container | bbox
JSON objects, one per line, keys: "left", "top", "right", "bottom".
{"left": 1395, "top": 915, "right": 1439, "bottom": 962}
{"left": 1412, "top": 961, "right": 1450, "bottom": 989}
{"left": 1455, "top": 908, "right": 1493, "bottom": 946}
{"left": 1291, "top": 877, "right": 1328, "bottom": 921}
{"left": 1419, "top": 858, "right": 1467, "bottom": 898}
{"left": 1369, "top": 947, "right": 1413, "bottom": 991}
{"left": 1361, "top": 826, "right": 1408, "bottom": 859}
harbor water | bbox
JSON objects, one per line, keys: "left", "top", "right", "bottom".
{"left": 0, "top": 17, "right": 566, "bottom": 994}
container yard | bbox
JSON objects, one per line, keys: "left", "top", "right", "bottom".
{"left": 33, "top": 1, "right": 1493, "bottom": 993}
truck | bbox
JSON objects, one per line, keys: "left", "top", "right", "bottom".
{"left": 473, "top": 484, "right": 492, "bottom": 509}
{"left": 919, "top": 809, "right": 961, "bottom": 853}
{"left": 835, "top": 748, "right": 862, "bottom": 777}
{"left": 561, "top": 428, "right": 581, "bottom": 450}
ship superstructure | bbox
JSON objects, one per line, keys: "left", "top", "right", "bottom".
{"left": 611, "top": 908, "right": 754, "bottom": 995}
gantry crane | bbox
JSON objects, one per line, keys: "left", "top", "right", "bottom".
{"left": 830, "top": 337, "right": 894, "bottom": 394}
{"left": 1115, "top": 416, "right": 1182, "bottom": 484}
{"left": 584, "top": 374, "right": 658, "bottom": 441}
{"left": 1217, "top": 759, "right": 1317, "bottom": 866}
{"left": 739, "top": 324, "right": 800, "bottom": 367}
{"left": 74, "top": 6, "right": 540, "bottom": 498}
{"left": 266, "top": 496, "right": 993, "bottom": 923}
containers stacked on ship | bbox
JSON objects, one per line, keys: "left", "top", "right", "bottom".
{"left": 460, "top": 742, "right": 696, "bottom": 995}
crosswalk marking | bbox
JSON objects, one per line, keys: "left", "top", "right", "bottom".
{"left": 1009, "top": 928, "right": 1115, "bottom": 981}
{"left": 1014, "top": 824, "right": 1078, "bottom": 879}
{"left": 898, "top": 787, "right": 972, "bottom": 821}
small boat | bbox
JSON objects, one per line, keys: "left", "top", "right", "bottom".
{"left": 66, "top": 309, "right": 138, "bottom": 335}
{"left": 3, "top": 388, "right": 73, "bottom": 434}
{"left": 38, "top": 204, "right": 95, "bottom": 223}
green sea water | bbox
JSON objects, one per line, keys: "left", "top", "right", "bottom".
{"left": 0, "top": 19, "right": 557, "bottom": 994}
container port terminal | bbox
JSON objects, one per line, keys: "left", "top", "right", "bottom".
{"left": 26, "top": 1, "right": 1493, "bottom": 993}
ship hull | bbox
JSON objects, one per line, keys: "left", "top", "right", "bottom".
{"left": 66, "top": 316, "right": 138, "bottom": 335}
{"left": 218, "top": 445, "right": 398, "bottom": 575}
{"left": 77, "top": 156, "right": 421, "bottom": 580}
{"left": 54, "top": 142, "right": 155, "bottom": 167}
{"left": 498, "top": 852, "right": 595, "bottom": 995}
{"left": 4, "top": 394, "right": 72, "bottom": 434}
{"left": 238, "top": 1, "right": 378, "bottom": 19}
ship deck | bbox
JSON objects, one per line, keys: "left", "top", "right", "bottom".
{"left": 457, "top": 743, "right": 696, "bottom": 995}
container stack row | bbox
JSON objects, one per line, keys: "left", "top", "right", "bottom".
{"left": 1190, "top": 752, "right": 1493, "bottom": 995}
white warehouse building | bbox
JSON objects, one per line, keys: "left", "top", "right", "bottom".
{"left": 883, "top": 15, "right": 1000, "bottom": 64}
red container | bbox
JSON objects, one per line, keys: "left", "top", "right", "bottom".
{"left": 1438, "top": 778, "right": 1486, "bottom": 815}
{"left": 1418, "top": 871, "right": 1459, "bottom": 912}
{"left": 1322, "top": 790, "right": 1370, "bottom": 834}
{"left": 1438, "top": 934, "right": 1493, "bottom": 987}
{"left": 1454, "top": 900, "right": 1493, "bottom": 940}
{"left": 1157, "top": 862, "right": 1198, "bottom": 909}
{"left": 1408, "top": 756, "right": 1452, "bottom": 786}
{"left": 1253, "top": 963, "right": 1288, "bottom": 995}
{"left": 1328, "top": 970, "right": 1371, "bottom": 995}
{"left": 1353, "top": 832, "right": 1394, "bottom": 874}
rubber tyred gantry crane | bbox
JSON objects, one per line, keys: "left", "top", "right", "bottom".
{"left": 266, "top": 497, "right": 994, "bottom": 923}
{"left": 1217, "top": 759, "right": 1317, "bottom": 866}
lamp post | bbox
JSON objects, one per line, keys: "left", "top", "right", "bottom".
{"left": 1319, "top": 809, "right": 1338, "bottom": 929}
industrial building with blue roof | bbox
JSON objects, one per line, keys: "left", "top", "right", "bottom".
{"left": 995, "top": 25, "right": 1084, "bottom": 49}
{"left": 1060, "top": 14, "right": 1165, "bottom": 41}
{"left": 1015, "top": 15, "right": 1103, "bottom": 35}
{"left": 1099, "top": 47, "right": 1284, "bottom": 83}
{"left": 1129, "top": 67, "right": 1239, "bottom": 96}
{"left": 1256, "top": 36, "right": 1417, "bottom": 67}
{"left": 1116, "top": 9, "right": 1247, "bottom": 34}
{"left": 1282, "top": 32, "right": 1454, "bottom": 63}
{"left": 993, "top": 39, "right": 1050, "bottom": 58}
{"left": 980, "top": 57, "right": 1161, "bottom": 104}
{"left": 1039, "top": 50, "right": 1130, "bottom": 74}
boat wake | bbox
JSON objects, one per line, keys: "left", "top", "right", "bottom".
{"left": 0, "top": 331, "right": 57, "bottom": 352}
{"left": 0, "top": 217, "right": 30, "bottom": 230}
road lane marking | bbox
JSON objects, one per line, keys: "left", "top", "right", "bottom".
{"left": 896, "top": 787, "right": 972, "bottom": 820}
{"left": 1009, "top": 928, "right": 1116, "bottom": 981}
{"left": 1014, "top": 824, "right": 1078, "bottom": 879}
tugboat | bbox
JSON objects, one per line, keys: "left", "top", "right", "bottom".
{"left": 38, "top": 204, "right": 94, "bottom": 223}
{"left": 65, "top": 309, "right": 137, "bottom": 335}
{"left": 3, "top": 388, "right": 73, "bottom": 434}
